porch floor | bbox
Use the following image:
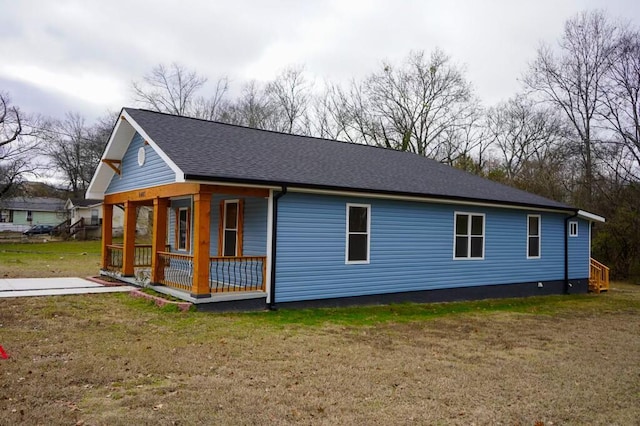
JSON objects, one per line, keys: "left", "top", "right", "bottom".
{"left": 100, "top": 270, "right": 266, "bottom": 305}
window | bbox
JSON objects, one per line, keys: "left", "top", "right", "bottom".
{"left": 527, "top": 215, "right": 541, "bottom": 258}
{"left": 222, "top": 200, "right": 239, "bottom": 257}
{"left": 90, "top": 209, "right": 99, "bottom": 226}
{"left": 176, "top": 207, "right": 190, "bottom": 251}
{"left": 346, "top": 204, "right": 370, "bottom": 264}
{"left": 26, "top": 210, "right": 33, "bottom": 222}
{"left": 0, "top": 210, "right": 12, "bottom": 223}
{"left": 454, "top": 213, "right": 485, "bottom": 259}
{"left": 569, "top": 221, "right": 578, "bottom": 237}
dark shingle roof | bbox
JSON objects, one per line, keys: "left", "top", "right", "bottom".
{"left": 125, "top": 108, "right": 573, "bottom": 211}
{"left": 1, "top": 197, "right": 66, "bottom": 212}
{"left": 70, "top": 198, "right": 101, "bottom": 207}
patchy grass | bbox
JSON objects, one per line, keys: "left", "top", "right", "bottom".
{"left": 0, "top": 283, "right": 639, "bottom": 425}
{"left": 0, "top": 240, "right": 101, "bottom": 278}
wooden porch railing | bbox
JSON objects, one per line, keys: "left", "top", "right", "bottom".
{"left": 209, "top": 256, "right": 266, "bottom": 293}
{"left": 108, "top": 248, "right": 267, "bottom": 295}
{"left": 105, "top": 244, "right": 123, "bottom": 272}
{"left": 105, "top": 244, "right": 157, "bottom": 271}
{"left": 589, "top": 258, "right": 610, "bottom": 293}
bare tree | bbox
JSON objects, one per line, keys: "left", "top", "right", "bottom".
{"left": 333, "top": 50, "right": 477, "bottom": 160}
{"left": 265, "top": 65, "right": 311, "bottom": 134}
{"left": 220, "top": 81, "right": 275, "bottom": 129}
{"left": 132, "top": 63, "right": 207, "bottom": 116}
{"left": 600, "top": 28, "right": 640, "bottom": 181}
{"left": 524, "top": 10, "right": 621, "bottom": 207}
{"left": 0, "top": 92, "right": 37, "bottom": 199}
{"left": 41, "top": 112, "right": 111, "bottom": 197}
{"left": 192, "top": 77, "right": 230, "bottom": 121}
{"left": 438, "top": 103, "right": 490, "bottom": 170}
{"left": 486, "top": 95, "right": 572, "bottom": 181}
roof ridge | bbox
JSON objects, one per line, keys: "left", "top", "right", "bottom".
{"left": 124, "top": 107, "right": 427, "bottom": 159}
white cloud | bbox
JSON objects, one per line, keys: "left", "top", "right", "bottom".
{"left": 0, "top": 64, "right": 126, "bottom": 107}
{"left": 0, "top": 0, "right": 638, "bottom": 119}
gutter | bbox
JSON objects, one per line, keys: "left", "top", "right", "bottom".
{"left": 564, "top": 211, "right": 579, "bottom": 294}
{"left": 268, "top": 186, "right": 287, "bottom": 310}
{"left": 182, "top": 174, "right": 574, "bottom": 214}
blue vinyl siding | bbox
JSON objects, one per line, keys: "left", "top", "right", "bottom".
{"left": 209, "top": 195, "right": 268, "bottom": 256}
{"left": 568, "top": 219, "right": 590, "bottom": 278}
{"left": 242, "top": 197, "right": 268, "bottom": 256}
{"left": 105, "top": 133, "right": 175, "bottom": 194}
{"left": 275, "top": 193, "right": 589, "bottom": 303}
{"left": 167, "top": 195, "right": 267, "bottom": 256}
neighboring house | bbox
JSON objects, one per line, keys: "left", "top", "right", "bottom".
{"left": 65, "top": 198, "right": 107, "bottom": 239}
{"left": 65, "top": 198, "right": 144, "bottom": 239}
{"left": 86, "top": 108, "right": 607, "bottom": 310}
{"left": 0, "top": 197, "right": 67, "bottom": 232}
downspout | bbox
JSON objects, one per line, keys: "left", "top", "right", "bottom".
{"left": 564, "top": 211, "right": 579, "bottom": 294}
{"left": 268, "top": 186, "right": 287, "bottom": 310}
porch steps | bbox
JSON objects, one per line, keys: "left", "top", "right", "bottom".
{"left": 589, "top": 258, "right": 610, "bottom": 293}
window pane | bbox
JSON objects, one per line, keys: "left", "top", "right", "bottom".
{"left": 178, "top": 210, "right": 188, "bottom": 249}
{"left": 455, "top": 236, "right": 468, "bottom": 258}
{"left": 528, "top": 236, "right": 540, "bottom": 257}
{"left": 470, "top": 237, "right": 483, "bottom": 258}
{"left": 570, "top": 222, "right": 578, "bottom": 236}
{"left": 349, "top": 207, "right": 368, "bottom": 233}
{"left": 348, "top": 234, "right": 368, "bottom": 261}
{"left": 528, "top": 216, "right": 539, "bottom": 236}
{"left": 224, "top": 230, "right": 237, "bottom": 256}
{"left": 471, "top": 215, "right": 483, "bottom": 235}
{"left": 225, "top": 202, "right": 238, "bottom": 229}
{"left": 455, "top": 214, "right": 468, "bottom": 235}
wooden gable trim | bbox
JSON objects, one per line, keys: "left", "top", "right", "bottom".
{"left": 102, "top": 159, "right": 122, "bottom": 175}
{"left": 103, "top": 183, "right": 269, "bottom": 204}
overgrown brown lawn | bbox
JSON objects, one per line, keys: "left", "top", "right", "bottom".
{"left": 1, "top": 284, "right": 639, "bottom": 425}
{"left": 0, "top": 240, "right": 102, "bottom": 278}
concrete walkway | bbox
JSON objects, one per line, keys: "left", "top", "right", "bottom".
{"left": 0, "top": 277, "right": 135, "bottom": 298}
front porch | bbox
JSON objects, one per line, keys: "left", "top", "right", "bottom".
{"left": 100, "top": 182, "right": 271, "bottom": 304}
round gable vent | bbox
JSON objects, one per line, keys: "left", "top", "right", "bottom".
{"left": 137, "top": 146, "right": 146, "bottom": 166}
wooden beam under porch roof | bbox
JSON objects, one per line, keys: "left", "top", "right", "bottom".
{"left": 103, "top": 182, "right": 269, "bottom": 204}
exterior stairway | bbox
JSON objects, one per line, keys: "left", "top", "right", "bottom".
{"left": 589, "top": 258, "right": 610, "bottom": 293}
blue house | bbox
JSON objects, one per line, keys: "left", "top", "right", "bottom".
{"left": 87, "top": 108, "right": 607, "bottom": 310}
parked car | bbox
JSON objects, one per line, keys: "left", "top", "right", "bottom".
{"left": 23, "top": 224, "right": 54, "bottom": 236}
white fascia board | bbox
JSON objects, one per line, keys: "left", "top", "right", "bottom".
{"left": 85, "top": 109, "right": 186, "bottom": 199}
{"left": 577, "top": 210, "right": 605, "bottom": 223}
{"left": 287, "top": 186, "right": 575, "bottom": 214}
{"left": 182, "top": 179, "right": 279, "bottom": 192}
{"left": 120, "top": 109, "right": 185, "bottom": 182}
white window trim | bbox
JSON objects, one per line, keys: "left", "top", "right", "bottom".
{"left": 176, "top": 207, "right": 190, "bottom": 252}
{"left": 345, "top": 203, "right": 371, "bottom": 265}
{"left": 569, "top": 221, "right": 578, "bottom": 237}
{"left": 527, "top": 214, "right": 541, "bottom": 259}
{"left": 453, "top": 212, "right": 485, "bottom": 260}
{"left": 222, "top": 199, "right": 239, "bottom": 257}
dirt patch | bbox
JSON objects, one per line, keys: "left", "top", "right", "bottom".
{"left": 0, "top": 285, "right": 639, "bottom": 425}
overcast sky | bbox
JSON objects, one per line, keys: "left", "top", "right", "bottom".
{"left": 1, "top": 0, "right": 638, "bottom": 122}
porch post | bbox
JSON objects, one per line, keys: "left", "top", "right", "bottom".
{"left": 151, "top": 197, "right": 168, "bottom": 283}
{"left": 192, "top": 192, "right": 212, "bottom": 297}
{"left": 101, "top": 203, "right": 113, "bottom": 270}
{"left": 122, "top": 200, "right": 137, "bottom": 276}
